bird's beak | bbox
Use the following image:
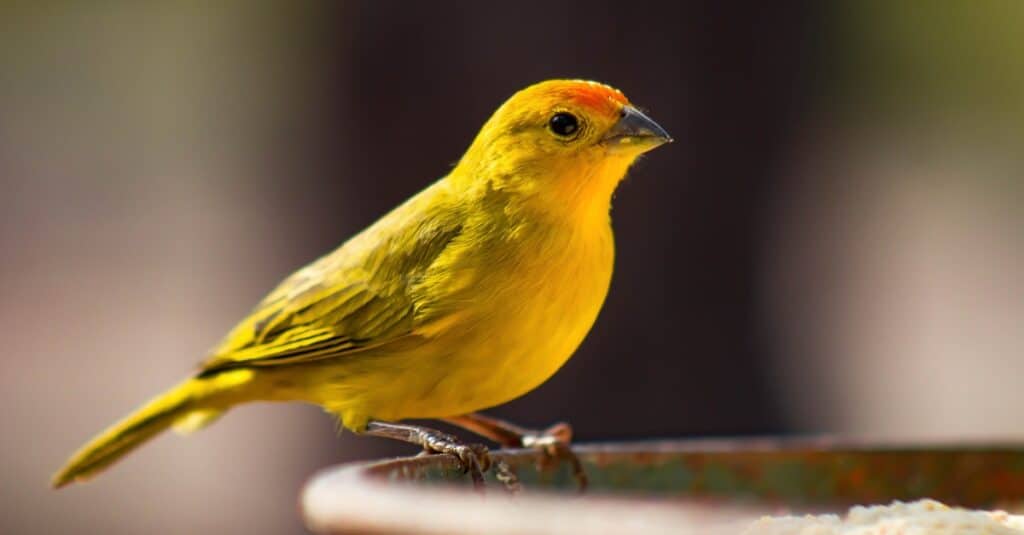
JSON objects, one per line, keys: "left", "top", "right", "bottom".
{"left": 602, "top": 106, "right": 673, "bottom": 154}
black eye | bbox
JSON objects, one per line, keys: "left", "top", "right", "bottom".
{"left": 548, "top": 112, "right": 579, "bottom": 137}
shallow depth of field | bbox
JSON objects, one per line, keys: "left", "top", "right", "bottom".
{"left": 1, "top": 3, "right": 1021, "bottom": 534}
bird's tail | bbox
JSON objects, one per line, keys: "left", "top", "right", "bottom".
{"left": 51, "top": 372, "right": 246, "bottom": 488}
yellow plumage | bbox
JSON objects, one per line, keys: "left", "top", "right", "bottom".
{"left": 53, "top": 79, "right": 670, "bottom": 488}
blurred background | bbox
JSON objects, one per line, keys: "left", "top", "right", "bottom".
{"left": 2, "top": 2, "right": 1021, "bottom": 533}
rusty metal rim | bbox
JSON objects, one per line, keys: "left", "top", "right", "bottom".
{"left": 302, "top": 455, "right": 762, "bottom": 535}
{"left": 345, "top": 436, "right": 1024, "bottom": 477}
{"left": 300, "top": 437, "right": 1024, "bottom": 535}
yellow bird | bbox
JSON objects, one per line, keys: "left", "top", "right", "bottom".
{"left": 53, "top": 79, "right": 671, "bottom": 489}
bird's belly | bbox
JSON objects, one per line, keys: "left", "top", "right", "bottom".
{"left": 382, "top": 236, "right": 614, "bottom": 420}
{"left": 311, "top": 227, "right": 615, "bottom": 427}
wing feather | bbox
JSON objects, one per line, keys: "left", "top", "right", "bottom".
{"left": 198, "top": 199, "right": 462, "bottom": 374}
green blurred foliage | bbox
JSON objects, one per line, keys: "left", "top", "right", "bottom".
{"left": 835, "top": 2, "right": 1024, "bottom": 124}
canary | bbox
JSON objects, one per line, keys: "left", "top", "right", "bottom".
{"left": 53, "top": 79, "right": 671, "bottom": 488}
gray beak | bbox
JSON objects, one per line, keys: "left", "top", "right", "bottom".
{"left": 603, "top": 106, "right": 673, "bottom": 152}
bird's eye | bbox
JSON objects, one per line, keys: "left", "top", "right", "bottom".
{"left": 548, "top": 112, "right": 579, "bottom": 138}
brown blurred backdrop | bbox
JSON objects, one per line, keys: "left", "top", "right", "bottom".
{"left": 1, "top": 2, "right": 1021, "bottom": 534}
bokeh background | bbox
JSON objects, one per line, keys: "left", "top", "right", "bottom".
{"left": 2, "top": 2, "right": 1021, "bottom": 533}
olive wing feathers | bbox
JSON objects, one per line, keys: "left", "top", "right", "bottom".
{"left": 199, "top": 216, "right": 462, "bottom": 374}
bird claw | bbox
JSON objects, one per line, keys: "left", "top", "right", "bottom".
{"left": 519, "top": 422, "right": 587, "bottom": 492}
{"left": 493, "top": 459, "right": 522, "bottom": 494}
{"left": 417, "top": 429, "right": 491, "bottom": 490}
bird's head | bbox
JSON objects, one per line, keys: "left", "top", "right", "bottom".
{"left": 452, "top": 80, "right": 672, "bottom": 222}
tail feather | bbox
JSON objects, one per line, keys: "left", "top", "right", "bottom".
{"left": 53, "top": 377, "right": 210, "bottom": 488}
{"left": 171, "top": 408, "right": 224, "bottom": 435}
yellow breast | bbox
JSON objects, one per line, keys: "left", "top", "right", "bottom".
{"left": 485, "top": 222, "right": 615, "bottom": 402}
{"left": 370, "top": 218, "right": 616, "bottom": 421}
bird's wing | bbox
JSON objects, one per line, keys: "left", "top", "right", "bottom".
{"left": 198, "top": 206, "right": 462, "bottom": 375}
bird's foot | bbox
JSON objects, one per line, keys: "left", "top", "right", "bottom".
{"left": 493, "top": 459, "right": 522, "bottom": 494}
{"left": 518, "top": 422, "right": 587, "bottom": 492}
{"left": 415, "top": 428, "right": 491, "bottom": 489}
{"left": 363, "top": 421, "right": 491, "bottom": 491}
{"left": 443, "top": 414, "right": 589, "bottom": 492}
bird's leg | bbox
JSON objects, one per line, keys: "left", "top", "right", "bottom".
{"left": 363, "top": 421, "right": 490, "bottom": 490}
{"left": 443, "top": 413, "right": 587, "bottom": 491}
